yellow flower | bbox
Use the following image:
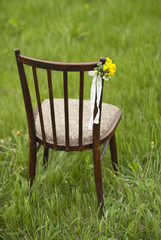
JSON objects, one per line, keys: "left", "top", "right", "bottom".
{"left": 105, "top": 61, "right": 111, "bottom": 67}
{"left": 10, "top": 200, "right": 14, "bottom": 204}
{"left": 104, "top": 63, "right": 116, "bottom": 76}
{"left": 151, "top": 141, "right": 154, "bottom": 145}
{"left": 103, "top": 65, "right": 108, "bottom": 71}
{"left": 109, "top": 70, "right": 114, "bottom": 76}
{"left": 106, "top": 57, "right": 112, "bottom": 63}
{"left": 100, "top": 57, "right": 116, "bottom": 77}
{"left": 17, "top": 131, "right": 21, "bottom": 135}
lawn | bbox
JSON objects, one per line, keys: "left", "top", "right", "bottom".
{"left": 0, "top": 0, "right": 161, "bottom": 239}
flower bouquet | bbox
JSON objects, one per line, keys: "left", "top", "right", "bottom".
{"left": 88, "top": 57, "right": 116, "bottom": 130}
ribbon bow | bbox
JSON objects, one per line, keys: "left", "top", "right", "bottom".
{"left": 88, "top": 70, "right": 110, "bottom": 130}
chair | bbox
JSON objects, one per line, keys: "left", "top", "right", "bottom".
{"left": 15, "top": 49, "right": 121, "bottom": 213}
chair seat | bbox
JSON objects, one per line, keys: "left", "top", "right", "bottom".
{"left": 35, "top": 99, "right": 120, "bottom": 145}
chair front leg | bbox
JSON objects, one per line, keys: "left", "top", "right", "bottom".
{"left": 43, "top": 148, "right": 49, "bottom": 166}
{"left": 109, "top": 133, "right": 118, "bottom": 171}
{"left": 93, "top": 145, "right": 104, "bottom": 214}
{"left": 29, "top": 139, "right": 37, "bottom": 187}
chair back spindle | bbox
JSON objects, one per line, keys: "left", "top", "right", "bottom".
{"left": 32, "top": 66, "right": 47, "bottom": 148}
{"left": 47, "top": 69, "right": 57, "bottom": 150}
{"left": 79, "top": 71, "right": 84, "bottom": 150}
{"left": 63, "top": 71, "right": 70, "bottom": 151}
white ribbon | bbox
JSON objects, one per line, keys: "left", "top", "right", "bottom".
{"left": 88, "top": 70, "right": 110, "bottom": 130}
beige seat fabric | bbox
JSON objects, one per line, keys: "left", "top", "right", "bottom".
{"left": 35, "top": 99, "right": 120, "bottom": 145}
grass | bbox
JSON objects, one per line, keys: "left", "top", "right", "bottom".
{"left": 0, "top": 0, "right": 161, "bottom": 239}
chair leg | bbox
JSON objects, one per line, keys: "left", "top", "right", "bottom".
{"left": 109, "top": 134, "right": 118, "bottom": 172}
{"left": 43, "top": 148, "right": 49, "bottom": 166}
{"left": 29, "top": 140, "right": 37, "bottom": 188}
{"left": 93, "top": 146, "right": 104, "bottom": 214}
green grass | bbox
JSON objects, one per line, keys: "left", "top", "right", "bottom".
{"left": 0, "top": 0, "right": 161, "bottom": 239}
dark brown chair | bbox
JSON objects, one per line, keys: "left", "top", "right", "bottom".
{"left": 15, "top": 49, "right": 121, "bottom": 213}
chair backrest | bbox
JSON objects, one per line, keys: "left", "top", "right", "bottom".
{"left": 15, "top": 49, "right": 105, "bottom": 151}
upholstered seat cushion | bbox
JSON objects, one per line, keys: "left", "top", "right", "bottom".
{"left": 35, "top": 99, "right": 120, "bottom": 145}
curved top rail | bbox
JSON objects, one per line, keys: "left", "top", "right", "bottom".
{"left": 17, "top": 52, "right": 99, "bottom": 72}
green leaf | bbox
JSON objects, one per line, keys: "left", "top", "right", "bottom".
{"left": 104, "top": 70, "right": 109, "bottom": 73}
{"left": 97, "top": 62, "right": 102, "bottom": 67}
{"left": 100, "top": 65, "right": 103, "bottom": 71}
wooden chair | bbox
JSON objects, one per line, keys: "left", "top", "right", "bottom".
{"left": 15, "top": 49, "right": 121, "bottom": 213}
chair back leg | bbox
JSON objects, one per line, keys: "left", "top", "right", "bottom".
{"left": 93, "top": 144, "right": 104, "bottom": 214}
{"left": 29, "top": 139, "right": 37, "bottom": 187}
{"left": 109, "top": 134, "right": 118, "bottom": 171}
{"left": 43, "top": 148, "right": 49, "bottom": 166}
